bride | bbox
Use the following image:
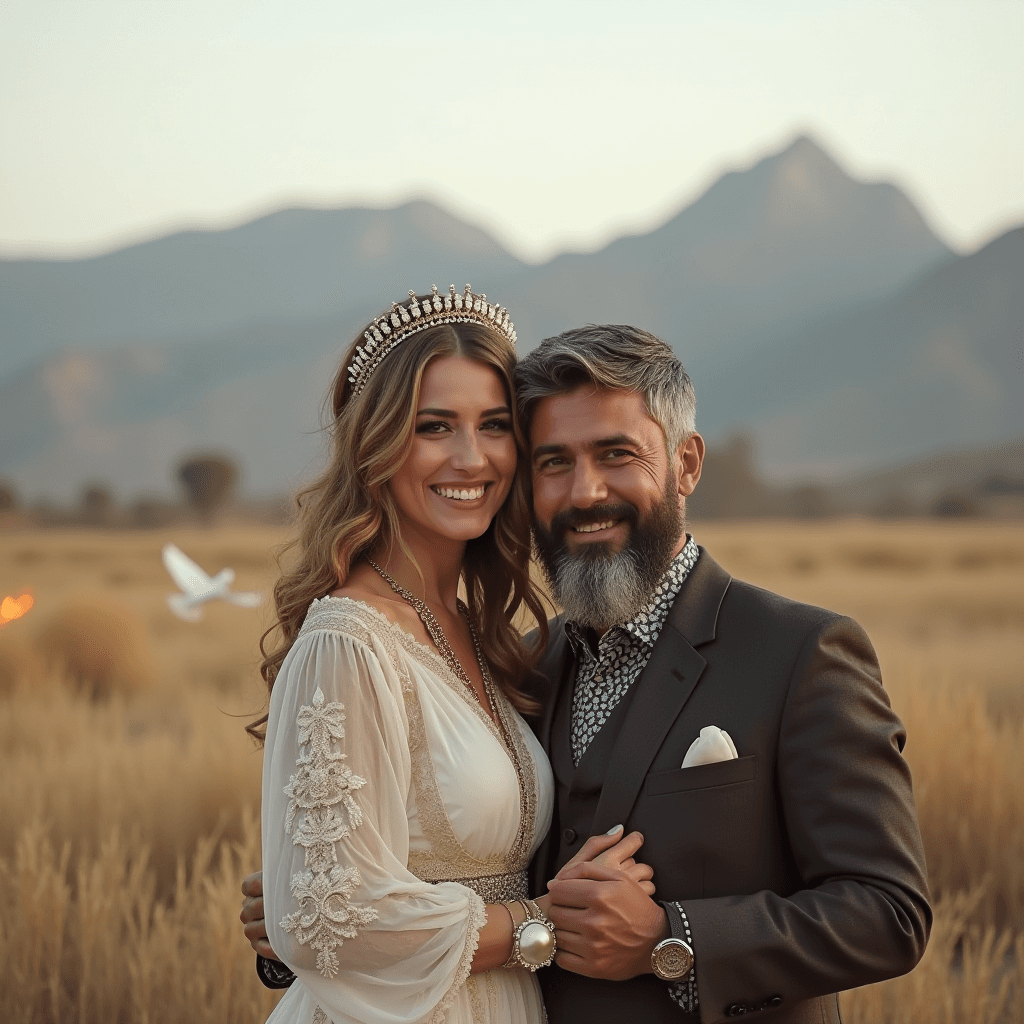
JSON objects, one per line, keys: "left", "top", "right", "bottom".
{"left": 250, "top": 286, "right": 652, "bottom": 1024}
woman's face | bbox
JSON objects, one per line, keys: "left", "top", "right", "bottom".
{"left": 388, "top": 354, "right": 518, "bottom": 546}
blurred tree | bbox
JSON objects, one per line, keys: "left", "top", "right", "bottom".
{"left": 932, "top": 491, "right": 981, "bottom": 517}
{"left": 873, "top": 491, "right": 918, "bottom": 518}
{"left": 176, "top": 454, "right": 238, "bottom": 524}
{"left": 979, "top": 474, "right": 1024, "bottom": 495}
{"left": 0, "top": 480, "right": 18, "bottom": 514}
{"left": 78, "top": 484, "right": 116, "bottom": 527}
{"left": 130, "top": 496, "right": 181, "bottom": 529}
{"left": 783, "top": 484, "right": 834, "bottom": 519}
{"left": 687, "top": 432, "right": 772, "bottom": 519}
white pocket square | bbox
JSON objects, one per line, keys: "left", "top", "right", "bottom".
{"left": 682, "top": 726, "right": 738, "bottom": 768}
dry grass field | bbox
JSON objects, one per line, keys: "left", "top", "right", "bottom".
{"left": 0, "top": 519, "right": 1021, "bottom": 1022}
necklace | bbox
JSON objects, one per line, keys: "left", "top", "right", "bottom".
{"left": 367, "top": 559, "right": 498, "bottom": 722}
{"left": 366, "top": 558, "right": 537, "bottom": 876}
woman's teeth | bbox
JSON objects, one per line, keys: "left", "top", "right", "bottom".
{"left": 573, "top": 520, "right": 616, "bottom": 533}
{"left": 432, "top": 485, "right": 486, "bottom": 501}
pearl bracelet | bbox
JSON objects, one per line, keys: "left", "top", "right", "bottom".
{"left": 501, "top": 899, "right": 557, "bottom": 972}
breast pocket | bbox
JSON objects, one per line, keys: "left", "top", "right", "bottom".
{"left": 639, "top": 755, "right": 760, "bottom": 898}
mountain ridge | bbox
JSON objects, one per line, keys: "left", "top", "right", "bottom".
{"left": 4, "top": 133, "right": 1004, "bottom": 503}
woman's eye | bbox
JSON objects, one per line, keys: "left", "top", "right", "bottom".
{"left": 416, "top": 420, "right": 451, "bottom": 434}
{"left": 481, "top": 418, "right": 512, "bottom": 432}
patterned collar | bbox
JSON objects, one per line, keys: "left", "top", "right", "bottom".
{"left": 564, "top": 535, "right": 700, "bottom": 659}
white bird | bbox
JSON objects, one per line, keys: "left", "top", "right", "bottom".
{"left": 162, "top": 543, "right": 263, "bottom": 621}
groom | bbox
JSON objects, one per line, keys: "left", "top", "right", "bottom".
{"left": 243, "top": 325, "right": 930, "bottom": 1023}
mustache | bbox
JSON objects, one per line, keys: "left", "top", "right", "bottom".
{"left": 546, "top": 502, "right": 639, "bottom": 538}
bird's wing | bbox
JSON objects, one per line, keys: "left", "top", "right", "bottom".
{"left": 223, "top": 590, "right": 263, "bottom": 608}
{"left": 167, "top": 593, "right": 204, "bottom": 621}
{"left": 162, "top": 543, "right": 212, "bottom": 594}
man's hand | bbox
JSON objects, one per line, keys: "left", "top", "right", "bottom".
{"left": 546, "top": 833, "right": 668, "bottom": 981}
{"left": 240, "top": 871, "right": 279, "bottom": 960}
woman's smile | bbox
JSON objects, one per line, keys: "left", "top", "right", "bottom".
{"left": 430, "top": 483, "right": 490, "bottom": 502}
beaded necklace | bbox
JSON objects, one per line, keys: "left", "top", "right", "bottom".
{"left": 366, "top": 559, "right": 536, "bottom": 879}
{"left": 367, "top": 559, "right": 498, "bottom": 723}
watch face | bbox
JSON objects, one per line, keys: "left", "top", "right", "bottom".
{"left": 653, "top": 939, "right": 693, "bottom": 979}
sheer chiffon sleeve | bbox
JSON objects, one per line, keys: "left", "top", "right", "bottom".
{"left": 262, "top": 628, "right": 487, "bottom": 1024}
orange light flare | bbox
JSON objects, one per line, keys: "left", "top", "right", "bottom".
{"left": 0, "top": 592, "right": 34, "bottom": 626}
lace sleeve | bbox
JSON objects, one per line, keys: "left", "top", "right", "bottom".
{"left": 261, "top": 626, "right": 485, "bottom": 1024}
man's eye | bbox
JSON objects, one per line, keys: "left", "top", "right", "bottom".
{"left": 604, "top": 449, "right": 631, "bottom": 459}
{"left": 416, "top": 420, "right": 451, "bottom": 434}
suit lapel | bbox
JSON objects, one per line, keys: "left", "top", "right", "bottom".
{"left": 530, "top": 617, "right": 575, "bottom": 894}
{"left": 591, "top": 547, "right": 731, "bottom": 832}
{"left": 534, "top": 614, "right": 572, "bottom": 753}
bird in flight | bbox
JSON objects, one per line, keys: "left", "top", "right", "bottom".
{"left": 162, "top": 543, "right": 262, "bottom": 621}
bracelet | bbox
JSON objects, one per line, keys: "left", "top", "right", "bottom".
{"left": 502, "top": 898, "right": 556, "bottom": 972}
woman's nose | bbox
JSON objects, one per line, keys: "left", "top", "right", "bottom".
{"left": 450, "top": 430, "right": 487, "bottom": 470}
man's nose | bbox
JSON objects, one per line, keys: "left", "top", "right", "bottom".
{"left": 568, "top": 460, "right": 608, "bottom": 507}
{"left": 450, "top": 429, "right": 487, "bottom": 471}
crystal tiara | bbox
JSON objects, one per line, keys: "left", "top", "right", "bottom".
{"left": 346, "top": 284, "right": 517, "bottom": 397}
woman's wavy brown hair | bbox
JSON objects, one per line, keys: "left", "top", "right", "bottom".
{"left": 248, "top": 306, "right": 548, "bottom": 742}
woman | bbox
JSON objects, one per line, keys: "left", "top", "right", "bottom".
{"left": 254, "top": 285, "right": 651, "bottom": 1024}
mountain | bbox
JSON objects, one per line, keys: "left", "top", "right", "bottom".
{"left": 0, "top": 201, "right": 525, "bottom": 377}
{"left": 698, "top": 226, "right": 1024, "bottom": 479}
{"left": 0, "top": 134, "right": 972, "bottom": 500}
{"left": 501, "top": 135, "right": 953, "bottom": 376}
{"left": 1, "top": 136, "right": 951, "bottom": 378}
{"left": 0, "top": 314, "right": 353, "bottom": 498}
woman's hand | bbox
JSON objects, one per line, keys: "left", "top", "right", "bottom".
{"left": 551, "top": 825, "right": 656, "bottom": 896}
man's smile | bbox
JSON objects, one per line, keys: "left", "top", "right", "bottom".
{"left": 572, "top": 519, "right": 619, "bottom": 534}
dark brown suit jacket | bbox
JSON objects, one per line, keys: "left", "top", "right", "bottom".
{"left": 527, "top": 546, "right": 931, "bottom": 1024}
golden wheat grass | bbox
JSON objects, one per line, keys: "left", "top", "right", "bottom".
{"left": 0, "top": 813, "right": 282, "bottom": 1024}
{"left": 0, "top": 520, "right": 1021, "bottom": 1022}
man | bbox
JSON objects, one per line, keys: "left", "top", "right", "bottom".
{"left": 243, "top": 325, "right": 930, "bottom": 1023}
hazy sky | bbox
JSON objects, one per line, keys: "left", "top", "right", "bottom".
{"left": 2, "top": 0, "right": 1022, "bottom": 262}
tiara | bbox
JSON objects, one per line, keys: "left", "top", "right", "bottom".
{"left": 346, "top": 284, "right": 517, "bottom": 397}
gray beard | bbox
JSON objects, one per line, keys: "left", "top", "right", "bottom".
{"left": 546, "top": 549, "right": 660, "bottom": 630}
{"left": 534, "top": 483, "right": 684, "bottom": 631}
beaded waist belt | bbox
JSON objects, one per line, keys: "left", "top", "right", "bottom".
{"left": 435, "top": 869, "right": 528, "bottom": 903}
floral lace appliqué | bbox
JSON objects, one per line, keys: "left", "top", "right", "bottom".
{"left": 281, "top": 686, "right": 378, "bottom": 978}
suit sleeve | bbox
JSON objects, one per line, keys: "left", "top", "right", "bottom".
{"left": 679, "top": 615, "right": 931, "bottom": 1023}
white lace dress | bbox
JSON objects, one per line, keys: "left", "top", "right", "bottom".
{"left": 262, "top": 597, "right": 554, "bottom": 1024}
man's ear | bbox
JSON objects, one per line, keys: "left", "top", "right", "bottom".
{"left": 674, "top": 433, "right": 705, "bottom": 498}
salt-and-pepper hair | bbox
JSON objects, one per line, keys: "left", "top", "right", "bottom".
{"left": 513, "top": 325, "right": 697, "bottom": 450}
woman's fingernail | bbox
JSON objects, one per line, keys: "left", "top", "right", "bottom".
{"left": 606, "top": 824, "right": 624, "bottom": 835}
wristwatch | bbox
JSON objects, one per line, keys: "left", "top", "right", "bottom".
{"left": 651, "top": 936, "right": 694, "bottom": 980}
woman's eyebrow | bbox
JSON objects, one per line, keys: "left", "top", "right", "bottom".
{"left": 416, "top": 406, "right": 510, "bottom": 417}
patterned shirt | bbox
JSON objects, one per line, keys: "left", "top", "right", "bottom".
{"left": 565, "top": 534, "right": 701, "bottom": 1014}
{"left": 567, "top": 535, "right": 700, "bottom": 766}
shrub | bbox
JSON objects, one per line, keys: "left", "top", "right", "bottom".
{"left": 33, "top": 599, "right": 157, "bottom": 699}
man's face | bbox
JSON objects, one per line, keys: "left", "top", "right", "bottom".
{"left": 529, "top": 386, "right": 704, "bottom": 629}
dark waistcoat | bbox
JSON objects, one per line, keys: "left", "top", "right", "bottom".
{"left": 540, "top": 653, "right": 700, "bottom": 1024}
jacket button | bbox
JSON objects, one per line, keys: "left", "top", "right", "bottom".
{"left": 763, "top": 995, "right": 783, "bottom": 1009}
{"left": 725, "top": 1005, "right": 747, "bottom": 1017}
{"left": 563, "top": 828, "right": 578, "bottom": 843}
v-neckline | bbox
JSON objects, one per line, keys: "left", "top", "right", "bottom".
{"left": 316, "top": 595, "right": 505, "bottom": 736}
